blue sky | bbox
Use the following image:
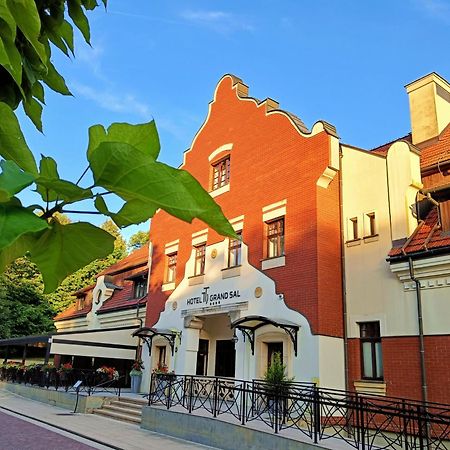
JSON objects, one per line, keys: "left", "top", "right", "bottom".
{"left": 18, "top": 0, "right": 450, "bottom": 239}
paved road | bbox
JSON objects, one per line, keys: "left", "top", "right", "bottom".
{"left": 0, "top": 410, "right": 97, "bottom": 450}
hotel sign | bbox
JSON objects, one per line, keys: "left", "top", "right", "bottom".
{"left": 184, "top": 286, "right": 244, "bottom": 309}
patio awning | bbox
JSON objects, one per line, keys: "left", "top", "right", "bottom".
{"left": 50, "top": 326, "right": 139, "bottom": 360}
{"left": 230, "top": 315, "right": 299, "bottom": 356}
{"left": 132, "top": 327, "right": 180, "bottom": 356}
{"left": 0, "top": 334, "right": 53, "bottom": 347}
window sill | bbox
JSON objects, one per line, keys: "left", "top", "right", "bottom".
{"left": 363, "top": 234, "right": 379, "bottom": 243}
{"left": 161, "top": 282, "right": 175, "bottom": 292}
{"left": 354, "top": 380, "right": 386, "bottom": 396}
{"left": 345, "top": 238, "right": 361, "bottom": 247}
{"left": 261, "top": 256, "right": 285, "bottom": 270}
{"left": 221, "top": 265, "right": 241, "bottom": 279}
{"left": 209, "top": 184, "right": 230, "bottom": 198}
{"left": 188, "top": 274, "right": 204, "bottom": 286}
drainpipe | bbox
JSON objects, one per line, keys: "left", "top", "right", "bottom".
{"left": 339, "top": 147, "right": 349, "bottom": 392}
{"left": 408, "top": 257, "right": 428, "bottom": 404}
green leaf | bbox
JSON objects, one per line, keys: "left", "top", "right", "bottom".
{"left": 0, "top": 160, "right": 36, "bottom": 202}
{"left": 0, "top": 35, "right": 22, "bottom": 89}
{"left": 0, "top": 102, "right": 38, "bottom": 174}
{"left": 68, "top": 0, "right": 91, "bottom": 44}
{"left": 23, "top": 96, "right": 43, "bottom": 132}
{"left": 43, "top": 15, "right": 69, "bottom": 56}
{"left": 6, "top": 0, "right": 47, "bottom": 64}
{"left": 0, "top": 2, "right": 16, "bottom": 41}
{"left": 36, "top": 156, "right": 92, "bottom": 202}
{"left": 81, "top": 0, "right": 98, "bottom": 11}
{"left": 0, "top": 231, "right": 42, "bottom": 273}
{"left": 0, "top": 201, "right": 49, "bottom": 252}
{"left": 89, "top": 142, "right": 236, "bottom": 238}
{"left": 30, "top": 221, "right": 115, "bottom": 292}
{"left": 31, "top": 81, "right": 45, "bottom": 104}
{"left": 42, "top": 60, "right": 71, "bottom": 95}
{"left": 59, "top": 20, "right": 75, "bottom": 54}
{"left": 94, "top": 195, "right": 157, "bottom": 227}
{"left": 87, "top": 120, "right": 160, "bottom": 160}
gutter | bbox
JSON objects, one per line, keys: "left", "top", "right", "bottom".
{"left": 407, "top": 258, "right": 428, "bottom": 404}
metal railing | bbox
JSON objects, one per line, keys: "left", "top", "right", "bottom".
{"left": 0, "top": 366, "right": 124, "bottom": 396}
{"left": 148, "top": 373, "right": 450, "bottom": 450}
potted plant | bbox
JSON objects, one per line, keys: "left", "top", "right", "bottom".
{"left": 152, "top": 363, "right": 175, "bottom": 398}
{"left": 263, "top": 353, "right": 293, "bottom": 417}
{"left": 129, "top": 360, "right": 144, "bottom": 393}
{"left": 96, "top": 365, "right": 119, "bottom": 382}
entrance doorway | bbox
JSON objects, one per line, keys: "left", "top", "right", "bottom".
{"left": 267, "top": 342, "right": 283, "bottom": 368}
{"left": 196, "top": 339, "right": 209, "bottom": 376}
{"left": 214, "top": 340, "right": 235, "bottom": 377}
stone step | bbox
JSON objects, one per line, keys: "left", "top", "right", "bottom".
{"left": 117, "top": 396, "right": 148, "bottom": 406}
{"left": 103, "top": 403, "right": 142, "bottom": 417}
{"left": 93, "top": 408, "right": 141, "bottom": 424}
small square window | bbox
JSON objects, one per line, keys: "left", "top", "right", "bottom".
{"left": 266, "top": 218, "right": 285, "bottom": 258}
{"left": 77, "top": 296, "right": 86, "bottom": 311}
{"left": 211, "top": 156, "right": 230, "bottom": 191}
{"left": 165, "top": 253, "right": 177, "bottom": 283}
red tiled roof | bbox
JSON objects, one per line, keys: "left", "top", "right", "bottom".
{"left": 54, "top": 298, "right": 92, "bottom": 322}
{"left": 419, "top": 124, "right": 450, "bottom": 170}
{"left": 98, "top": 246, "right": 148, "bottom": 276}
{"left": 389, "top": 207, "right": 450, "bottom": 258}
{"left": 370, "top": 134, "right": 412, "bottom": 156}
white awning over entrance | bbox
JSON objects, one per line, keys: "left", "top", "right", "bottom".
{"left": 50, "top": 325, "right": 139, "bottom": 360}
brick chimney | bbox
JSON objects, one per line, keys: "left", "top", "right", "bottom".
{"left": 405, "top": 73, "right": 450, "bottom": 145}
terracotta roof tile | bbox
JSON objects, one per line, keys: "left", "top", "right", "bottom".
{"left": 389, "top": 207, "right": 450, "bottom": 258}
{"left": 54, "top": 298, "right": 92, "bottom": 321}
{"left": 419, "top": 124, "right": 450, "bottom": 170}
{"left": 98, "top": 246, "right": 148, "bottom": 276}
{"left": 370, "top": 134, "right": 412, "bottom": 156}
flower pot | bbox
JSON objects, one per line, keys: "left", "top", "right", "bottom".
{"left": 130, "top": 374, "right": 142, "bottom": 393}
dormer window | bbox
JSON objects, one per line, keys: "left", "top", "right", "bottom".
{"left": 133, "top": 276, "right": 147, "bottom": 299}
{"left": 211, "top": 156, "right": 230, "bottom": 191}
{"left": 77, "top": 296, "right": 86, "bottom": 311}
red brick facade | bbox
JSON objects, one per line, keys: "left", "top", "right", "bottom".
{"left": 348, "top": 335, "right": 450, "bottom": 402}
{"left": 146, "top": 75, "right": 343, "bottom": 337}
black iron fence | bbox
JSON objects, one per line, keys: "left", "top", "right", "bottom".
{"left": 149, "top": 373, "right": 450, "bottom": 450}
{"left": 0, "top": 365, "right": 124, "bottom": 396}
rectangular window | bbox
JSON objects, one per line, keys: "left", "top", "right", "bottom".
{"left": 350, "top": 217, "right": 358, "bottom": 240}
{"left": 228, "top": 232, "right": 242, "bottom": 268}
{"left": 212, "top": 156, "right": 230, "bottom": 190}
{"left": 194, "top": 244, "right": 206, "bottom": 276}
{"left": 366, "top": 212, "right": 376, "bottom": 237}
{"left": 359, "top": 322, "right": 383, "bottom": 380}
{"left": 77, "top": 296, "right": 85, "bottom": 311}
{"left": 266, "top": 218, "right": 285, "bottom": 258}
{"left": 165, "top": 253, "right": 177, "bottom": 283}
{"left": 157, "top": 346, "right": 167, "bottom": 366}
{"left": 133, "top": 277, "right": 147, "bottom": 299}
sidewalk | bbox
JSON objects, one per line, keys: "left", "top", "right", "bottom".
{"left": 0, "top": 388, "right": 218, "bottom": 450}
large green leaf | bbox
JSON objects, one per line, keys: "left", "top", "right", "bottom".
{"left": 0, "top": 231, "right": 42, "bottom": 272}
{"left": 0, "top": 201, "right": 49, "bottom": 252}
{"left": 0, "top": 35, "right": 22, "bottom": 89}
{"left": 30, "top": 221, "right": 115, "bottom": 292}
{"left": 89, "top": 142, "right": 236, "bottom": 237}
{"left": 36, "top": 156, "right": 92, "bottom": 203}
{"left": 0, "top": 2, "right": 16, "bottom": 40}
{"left": 94, "top": 195, "right": 157, "bottom": 228}
{"left": 87, "top": 121, "right": 160, "bottom": 160}
{"left": 0, "top": 160, "right": 36, "bottom": 202}
{"left": 6, "top": 0, "right": 47, "bottom": 64}
{"left": 23, "top": 96, "right": 43, "bottom": 132}
{"left": 42, "top": 60, "right": 71, "bottom": 95}
{"left": 67, "top": 0, "right": 91, "bottom": 44}
{"left": 0, "top": 102, "right": 38, "bottom": 174}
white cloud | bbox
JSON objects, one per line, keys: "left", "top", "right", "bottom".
{"left": 180, "top": 9, "right": 255, "bottom": 33}
{"left": 71, "top": 82, "right": 152, "bottom": 119}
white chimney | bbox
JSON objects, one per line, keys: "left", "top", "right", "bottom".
{"left": 405, "top": 72, "right": 450, "bottom": 145}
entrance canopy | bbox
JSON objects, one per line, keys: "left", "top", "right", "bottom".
{"left": 132, "top": 327, "right": 180, "bottom": 356}
{"left": 230, "top": 315, "right": 299, "bottom": 356}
